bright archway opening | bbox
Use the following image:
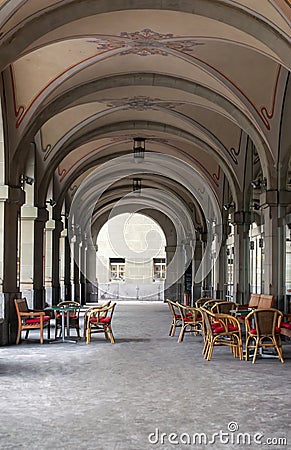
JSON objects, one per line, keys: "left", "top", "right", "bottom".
{"left": 96, "top": 213, "right": 166, "bottom": 301}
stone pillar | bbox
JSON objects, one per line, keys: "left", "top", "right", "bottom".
{"left": 64, "top": 227, "right": 72, "bottom": 300}
{"left": 193, "top": 237, "right": 203, "bottom": 300}
{"left": 80, "top": 236, "right": 86, "bottom": 305}
{"left": 232, "top": 211, "right": 251, "bottom": 304}
{"left": 33, "top": 207, "right": 48, "bottom": 310}
{"left": 3, "top": 187, "right": 25, "bottom": 344}
{"left": 214, "top": 224, "right": 229, "bottom": 300}
{"left": 52, "top": 218, "right": 63, "bottom": 305}
{"left": 86, "top": 243, "right": 98, "bottom": 303}
{"left": 20, "top": 205, "right": 38, "bottom": 300}
{"left": 260, "top": 190, "right": 291, "bottom": 309}
{"left": 72, "top": 232, "right": 81, "bottom": 302}
{"left": 164, "top": 244, "right": 183, "bottom": 302}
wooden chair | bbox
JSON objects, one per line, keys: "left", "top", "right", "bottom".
{"left": 280, "top": 314, "right": 291, "bottom": 338}
{"left": 14, "top": 298, "right": 51, "bottom": 344}
{"left": 237, "top": 293, "right": 260, "bottom": 311}
{"left": 257, "top": 294, "right": 274, "bottom": 309}
{"left": 200, "top": 307, "right": 243, "bottom": 361}
{"left": 85, "top": 303, "right": 116, "bottom": 344}
{"left": 245, "top": 308, "right": 284, "bottom": 363}
{"left": 211, "top": 301, "right": 238, "bottom": 315}
{"left": 83, "top": 300, "right": 111, "bottom": 339}
{"left": 165, "top": 299, "right": 183, "bottom": 337}
{"left": 176, "top": 303, "right": 202, "bottom": 343}
{"left": 195, "top": 298, "right": 214, "bottom": 309}
{"left": 55, "top": 301, "right": 81, "bottom": 339}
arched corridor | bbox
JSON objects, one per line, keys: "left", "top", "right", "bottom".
{"left": 0, "top": 1, "right": 290, "bottom": 347}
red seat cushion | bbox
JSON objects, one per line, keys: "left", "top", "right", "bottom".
{"left": 212, "top": 324, "right": 238, "bottom": 333}
{"left": 56, "top": 313, "right": 77, "bottom": 319}
{"left": 175, "top": 314, "right": 182, "bottom": 318}
{"left": 250, "top": 327, "right": 281, "bottom": 335}
{"left": 89, "top": 317, "right": 111, "bottom": 323}
{"left": 25, "top": 315, "right": 51, "bottom": 324}
{"left": 281, "top": 322, "right": 291, "bottom": 330}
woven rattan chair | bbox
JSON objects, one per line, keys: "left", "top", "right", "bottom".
{"left": 176, "top": 303, "right": 202, "bottom": 343}
{"left": 245, "top": 308, "right": 284, "bottom": 363}
{"left": 211, "top": 301, "right": 238, "bottom": 315}
{"left": 55, "top": 301, "right": 81, "bottom": 339}
{"left": 200, "top": 307, "right": 243, "bottom": 361}
{"left": 86, "top": 303, "right": 116, "bottom": 344}
{"left": 195, "top": 297, "right": 214, "bottom": 309}
{"left": 165, "top": 299, "right": 183, "bottom": 337}
{"left": 14, "top": 298, "right": 51, "bottom": 344}
{"left": 257, "top": 294, "right": 274, "bottom": 309}
{"left": 83, "top": 300, "right": 111, "bottom": 338}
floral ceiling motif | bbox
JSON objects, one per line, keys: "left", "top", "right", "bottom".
{"left": 88, "top": 28, "right": 205, "bottom": 56}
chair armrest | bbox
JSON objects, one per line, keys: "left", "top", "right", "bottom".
{"left": 19, "top": 311, "right": 45, "bottom": 317}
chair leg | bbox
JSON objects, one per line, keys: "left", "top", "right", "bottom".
{"left": 252, "top": 339, "right": 259, "bottom": 364}
{"left": 25, "top": 330, "right": 29, "bottom": 340}
{"left": 16, "top": 328, "right": 21, "bottom": 345}
{"left": 107, "top": 326, "right": 115, "bottom": 344}
{"left": 178, "top": 325, "right": 185, "bottom": 343}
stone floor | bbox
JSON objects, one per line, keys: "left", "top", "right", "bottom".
{"left": 0, "top": 302, "right": 290, "bottom": 450}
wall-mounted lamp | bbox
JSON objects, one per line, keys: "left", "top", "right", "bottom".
{"left": 133, "top": 137, "right": 145, "bottom": 162}
{"left": 132, "top": 178, "right": 142, "bottom": 193}
{"left": 20, "top": 175, "right": 35, "bottom": 185}
{"left": 46, "top": 199, "right": 56, "bottom": 207}
{"left": 223, "top": 202, "right": 235, "bottom": 211}
{"left": 252, "top": 202, "right": 261, "bottom": 211}
{"left": 251, "top": 178, "right": 267, "bottom": 189}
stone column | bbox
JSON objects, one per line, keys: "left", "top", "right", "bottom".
{"left": 86, "top": 243, "right": 98, "bottom": 303}
{"left": 33, "top": 207, "right": 48, "bottom": 310}
{"left": 164, "top": 244, "right": 184, "bottom": 302}
{"left": 72, "top": 231, "right": 81, "bottom": 302}
{"left": 260, "top": 190, "right": 291, "bottom": 309}
{"left": 52, "top": 218, "right": 63, "bottom": 305}
{"left": 232, "top": 211, "right": 251, "bottom": 304}
{"left": 64, "top": 226, "right": 72, "bottom": 300}
{"left": 80, "top": 236, "right": 86, "bottom": 305}
{"left": 193, "top": 236, "right": 203, "bottom": 300}
{"left": 3, "top": 187, "right": 25, "bottom": 344}
{"left": 20, "top": 205, "right": 38, "bottom": 300}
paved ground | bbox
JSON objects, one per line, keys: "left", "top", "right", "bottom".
{"left": 0, "top": 302, "right": 290, "bottom": 450}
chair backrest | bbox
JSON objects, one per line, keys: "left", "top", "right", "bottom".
{"left": 257, "top": 294, "right": 274, "bottom": 309}
{"left": 200, "top": 308, "right": 216, "bottom": 337}
{"left": 211, "top": 301, "right": 237, "bottom": 314}
{"left": 57, "top": 300, "right": 80, "bottom": 308}
{"left": 166, "top": 299, "right": 180, "bottom": 319}
{"left": 250, "top": 308, "right": 283, "bottom": 335}
{"left": 195, "top": 298, "right": 213, "bottom": 308}
{"left": 248, "top": 293, "right": 261, "bottom": 308}
{"left": 90, "top": 302, "right": 116, "bottom": 321}
{"left": 14, "top": 298, "right": 29, "bottom": 314}
{"left": 203, "top": 299, "right": 223, "bottom": 310}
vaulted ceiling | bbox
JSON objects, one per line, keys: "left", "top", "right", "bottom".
{"left": 0, "top": 0, "right": 290, "bottom": 231}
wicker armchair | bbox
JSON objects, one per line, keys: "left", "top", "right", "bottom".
{"left": 14, "top": 298, "right": 51, "bottom": 344}
{"left": 200, "top": 307, "right": 243, "bottom": 361}
{"left": 211, "top": 301, "right": 238, "bottom": 315}
{"left": 55, "top": 301, "right": 81, "bottom": 339}
{"left": 83, "top": 300, "right": 111, "bottom": 339}
{"left": 85, "top": 303, "right": 116, "bottom": 344}
{"left": 245, "top": 308, "right": 284, "bottom": 363}
{"left": 165, "top": 299, "right": 183, "bottom": 337}
{"left": 176, "top": 303, "right": 202, "bottom": 343}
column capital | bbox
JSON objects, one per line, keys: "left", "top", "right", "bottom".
{"left": 6, "top": 186, "right": 25, "bottom": 206}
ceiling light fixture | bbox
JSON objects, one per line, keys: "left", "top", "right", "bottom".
{"left": 223, "top": 202, "right": 235, "bottom": 211}
{"left": 133, "top": 137, "right": 145, "bottom": 162}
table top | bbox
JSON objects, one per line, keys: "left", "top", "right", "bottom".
{"left": 44, "top": 305, "right": 82, "bottom": 311}
{"left": 230, "top": 309, "right": 253, "bottom": 315}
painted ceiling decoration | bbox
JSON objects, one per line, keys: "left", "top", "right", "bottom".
{"left": 0, "top": 0, "right": 290, "bottom": 218}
